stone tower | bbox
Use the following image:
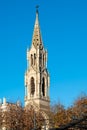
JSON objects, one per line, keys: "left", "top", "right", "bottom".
{"left": 25, "top": 9, "right": 50, "bottom": 112}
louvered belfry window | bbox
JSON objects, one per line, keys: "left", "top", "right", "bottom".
{"left": 31, "top": 77, "right": 35, "bottom": 95}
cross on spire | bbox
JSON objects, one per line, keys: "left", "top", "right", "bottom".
{"left": 36, "top": 5, "right": 39, "bottom": 13}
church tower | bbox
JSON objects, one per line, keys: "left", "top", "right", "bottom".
{"left": 25, "top": 8, "right": 50, "bottom": 112}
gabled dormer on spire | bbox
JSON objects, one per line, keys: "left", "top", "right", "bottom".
{"left": 32, "top": 8, "right": 43, "bottom": 48}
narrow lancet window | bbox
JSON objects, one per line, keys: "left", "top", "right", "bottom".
{"left": 31, "top": 77, "right": 35, "bottom": 95}
{"left": 42, "top": 77, "right": 45, "bottom": 96}
{"left": 43, "top": 54, "right": 44, "bottom": 67}
{"left": 31, "top": 54, "right": 33, "bottom": 66}
{"left": 40, "top": 53, "right": 42, "bottom": 66}
{"left": 34, "top": 53, "right": 36, "bottom": 65}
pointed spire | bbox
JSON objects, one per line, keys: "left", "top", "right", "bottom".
{"left": 32, "top": 6, "right": 43, "bottom": 48}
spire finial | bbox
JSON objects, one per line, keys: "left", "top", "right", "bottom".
{"left": 36, "top": 5, "right": 39, "bottom": 13}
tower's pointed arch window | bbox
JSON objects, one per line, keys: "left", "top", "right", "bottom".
{"left": 43, "top": 54, "right": 44, "bottom": 66}
{"left": 30, "top": 77, "right": 35, "bottom": 95}
{"left": 34, "top": 53, "right": 36, "bottom": 65}
{"left": 31, "top": 54, "right": 33, "bottom": 66}
{"left": 40, "top": 53, "right": 42, "bottom": 66}
{"left": 42, "top": 77, "right": 45, "bottom": 96}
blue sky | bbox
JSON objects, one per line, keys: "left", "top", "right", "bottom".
{"left": 0, "top": 0, "right": 87, "bottom": 107}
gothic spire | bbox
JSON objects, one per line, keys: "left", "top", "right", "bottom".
{"left": 32, "top": 7, "right": 43, "bottom": 47}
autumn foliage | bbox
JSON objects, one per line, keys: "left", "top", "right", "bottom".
{"left": 0, "top": 104, "right": 44, "bottom": 130}
{"left": 0, "top": 95, "right": 87, "bottom": 130}
{"left": 50, "top": 95, "right": 87, "bottom": 129}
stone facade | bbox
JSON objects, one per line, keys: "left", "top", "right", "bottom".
{"left": 24, "top": 9, "right": 50, "bottom": 113}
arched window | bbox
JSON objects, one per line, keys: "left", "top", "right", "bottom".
{"left": 34, "top": 53, "right": 36, "bottom": 65}
{"left": 30, "top": 77, "right": 35, "bottom": 95}
{"left": 43, "top": 54, "right": 44, "bottom": 66}
{"left": 40, "top": 53, "right": 42, "bottom": 66}
{"left": 31, "top": 54, "right": 33, "bottom": 65}
{"left": 42, "top": 77, "right": 45, "bottom": 96}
